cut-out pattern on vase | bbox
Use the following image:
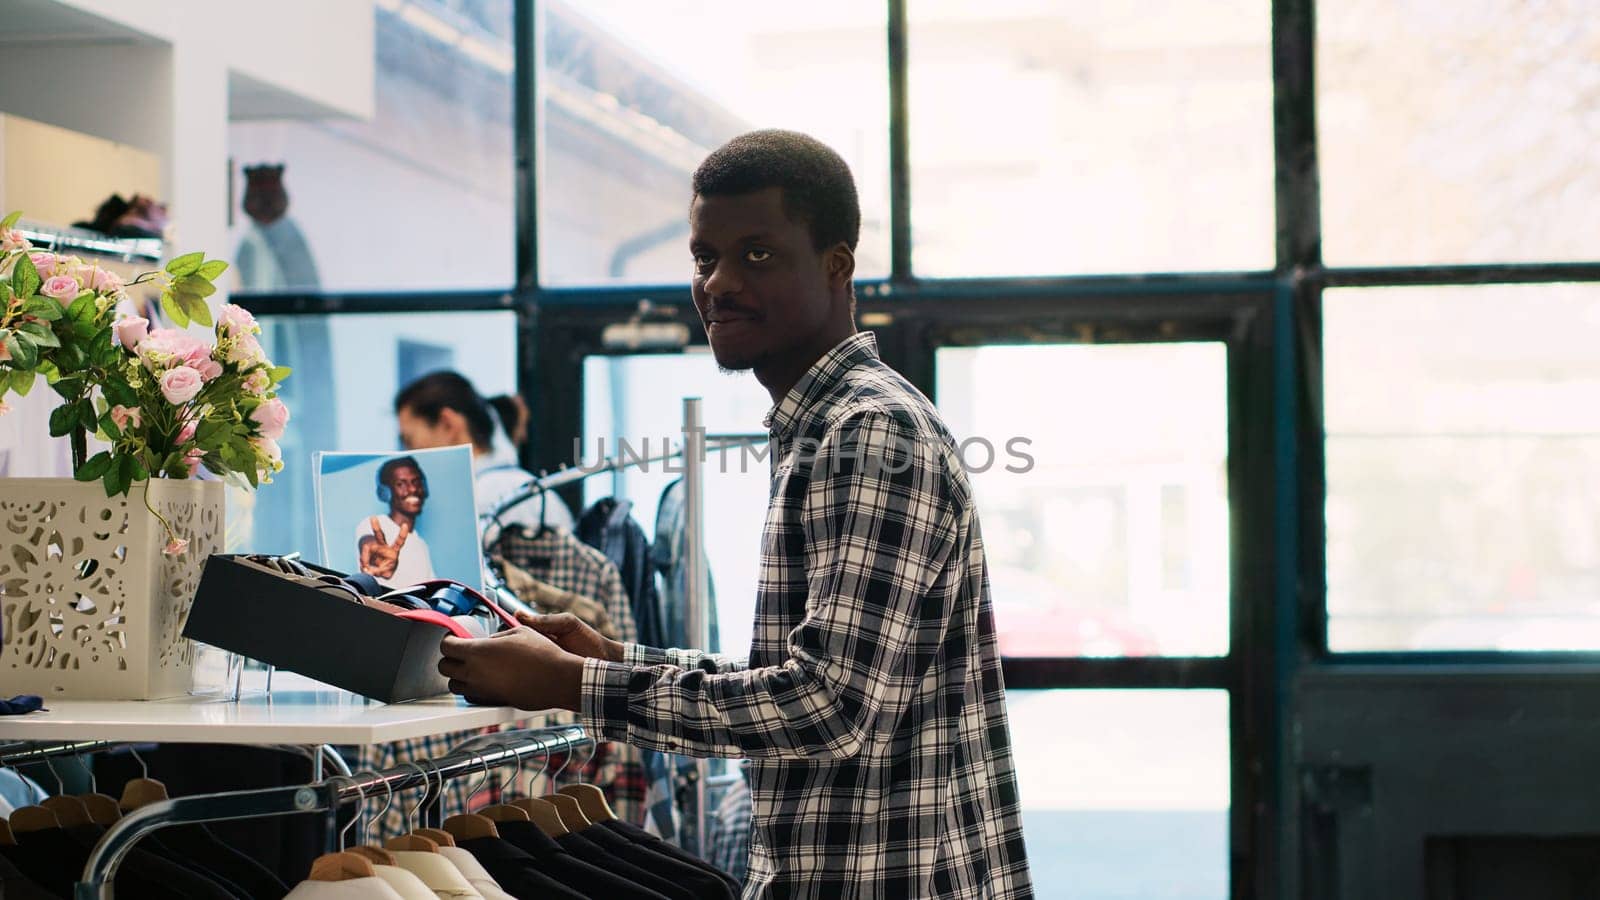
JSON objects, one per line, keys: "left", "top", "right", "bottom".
{"left": 0, "top": 479, "right": 223, "bottom": 699}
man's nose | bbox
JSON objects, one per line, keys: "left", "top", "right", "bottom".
{"left": 703, "top": 262, "right": 741, "bottom": 298}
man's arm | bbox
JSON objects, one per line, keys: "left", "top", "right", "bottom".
{"left": 622, "top": 644, "right": 748, "bottom": 676}
{"left": 581, "top": 412, "right": 959, "bottom": 761}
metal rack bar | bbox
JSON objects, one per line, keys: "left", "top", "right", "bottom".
{"left": 682, "top": 398, "right": 710, "bottom": 854}
{"left": 74, "top": 724, "right": 590, "bottom": 899}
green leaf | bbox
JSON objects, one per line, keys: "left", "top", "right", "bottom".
{"left": 76, "top": 451, "right": 113, "bottom": 482}
{"left": 102, "top": 457, "right": 125, "bottom": 497}
{"left": 98, "top": 411, "right": 121, "bottom": 441}
{"left": 268, "top": 365, "right": 291, "bottom": 382}
{"left": 164, "top": 251, "right": 205, "bottom": 277}
{"left": 21, "top": 295, "right": 61, "bottom": 321}
{"left": 65, "top": 292, "right": 96, "bottom": 324}
{"left": 4, "top": 332, "right": 36, "bottom": 369}
{"left": 102, "top": 380, "right": 137, "bottom": 408}
{"left": 0, "top": 210, "right": 21, "bottom": 232}
{"left": 48, "top": 401, "right": 76, "bottom": 437}
{"left": 77, "top": 398, "right": 96, "bottom": 428}
{"left": 196, "top": 259, "right": 229, "bottom": 280}
{"left": 49, "top": 377, "right": 80, "bottom": 401}
{"left": 174, "top": 289, "right": 211, "bottom": 327}
{"left": 127, "top": 455, "right": 148, "bottom": 483}
{"left": 10, "top": 369, "right": 34, "bottom": 397}
{"left": 10, "top": 254, "right": 40, "bottom": 300}
{"left": 159, "top": 291, "right": 189, "bottom": 329}
{"left": 175, "top": 274, "right": 217, "bottom": 299}
{"left": 18, "top": 321, "right": 59, "bottom": 348}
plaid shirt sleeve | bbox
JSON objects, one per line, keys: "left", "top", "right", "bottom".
{"left": 582, "top": 411, "right": 959, "bottom": 760}
{"left": 623, "top": 642, "right": 748, "bottom": 674}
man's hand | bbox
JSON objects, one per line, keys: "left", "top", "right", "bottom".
{"left": 438, "top": 626, "right": 586, "bottom": 711}
{"left": 519, "top": 611, "right": 625, "bottom": 663}
{"left": 358, "top": 516, "right": 410, "bottom": 579}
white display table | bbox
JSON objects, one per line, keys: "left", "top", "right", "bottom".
{"left": 0, "top": 673, "right": 544, "bottom": 746}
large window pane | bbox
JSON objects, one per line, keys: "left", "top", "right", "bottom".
{"left": 582, "top": 352, "right": 773, "bottom": 660}
{"left": 241, "top": 312, "right": 517, "bottom": 560}
{"left": 1326, "top": 285, "right": 1600, "bottom": 652}
{"left": 229, "top": 1, "right": 513, "bottom": 292}
{"left": 937, "top": 344, "right": 1230, "bottom": 657}
{"left": 1320, "top": 1, "right": 1600, "bottom": 266}
{"left": 1010, "top": 689, "right": 1229, "bottom": 898}
{"left": 538, "top": 0, "right": 889, "bottom": 286}
{"left": 908, "top": 1, "right": 1273, "bottom": 277}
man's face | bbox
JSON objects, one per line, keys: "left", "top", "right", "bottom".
{"left": 398, "top": 406, "right": 458, "bottom": 451}
{"left": 689, "top": 187, "right": 837, "bottom": 376}
{"left": 386, "top": 464, "right": 426, "bottom": 517}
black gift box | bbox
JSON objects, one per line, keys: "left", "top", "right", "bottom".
{"left": 182, "top": 554, "right": 450, "bottom": 703}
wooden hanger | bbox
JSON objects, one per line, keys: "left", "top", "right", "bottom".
{"left": 543, "top": 792, "right": 593, "bottom": 831}
{"left": 559, "top": 784, "right": 617, "bottom": 823}
{"left": 512, "top": 796, "right": 570, "bottom": 837}
{"left": 348, "top": 770, "right": 399, "bottom": 866}
{"left": 307, "top": 851, "right": 376, "bottom": 882}
{"left": 7, "top": 806, "right": 61, "bottom": 833}
{"left": 414, "top": 827, "right": 455, "bottom": 847}
{"left": 0, "top": 817, "right": 15, "bottom": 845}
{"left": 442, "top": 813, "right": 499, "bottom": 841}
{"left": 40, "top": 796, "right": 93, "bottom": 827}
{"left": 120, "top": 746, "right": 169, "bottom": 811}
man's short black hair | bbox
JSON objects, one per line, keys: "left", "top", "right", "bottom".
{"left": 692, "top": 129, "right": 860, "bottom": 254}
{"left": 394, "top": 370, "right": 494, "bottom": 450}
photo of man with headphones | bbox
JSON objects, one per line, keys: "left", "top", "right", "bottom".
{"left": 355, "top": 455, "right": 437, "bottom": 586}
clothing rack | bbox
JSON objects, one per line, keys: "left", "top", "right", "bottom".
{"left": 14, "top": 221, "right": 163, "bottom": 262}
{"left": 0, "top": 741, "right": 353, "bottom": 780}
{"left": 63, "top": 723, "right": 590, "bottom": 899}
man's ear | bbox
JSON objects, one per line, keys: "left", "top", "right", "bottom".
{"left": 825, "top": 243, "right": 856, "bottom": 292}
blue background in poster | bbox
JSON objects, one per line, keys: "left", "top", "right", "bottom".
{"left": 315, "top": 445, "right": 482, "bottom": 591}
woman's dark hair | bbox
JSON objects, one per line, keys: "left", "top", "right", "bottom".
{"left": 487, "top": 394, "right": 529, "bottom": 447}
{"left": 394, "top": 370, "right": 494, "bottom": 450}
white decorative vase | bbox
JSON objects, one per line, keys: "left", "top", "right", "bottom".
{"left": 0, "top": 477, "right": 225, "bottom": 700}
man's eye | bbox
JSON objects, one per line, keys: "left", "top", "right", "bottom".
{"left": 693, "top": 254, "right": 715, "bottom": 268}
{"left": 746, "top": 248, "right": 772, "bottom": 263}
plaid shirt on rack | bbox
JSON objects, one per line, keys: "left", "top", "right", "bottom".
{"left": 581, "top": 332, "right": 1034, "bottom": 899}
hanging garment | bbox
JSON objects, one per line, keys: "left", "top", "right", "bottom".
{"left": 576, "top": 498, "right": 662, "bottom": 648}
{"left": 465, "top": 824, "right": 670, "bottom": 900}
{"left": 707, "top": 772, "right": 752, "bottom": 886}
{"left": 552, "top": 829, "right": 697, "bottom": 900}
{"left": 643, "top": 478, "right": 724, "bottom": 851}
{"left": 0, "top": 852, "right": 56, "bottom": 900}
{"left": 453, "top": 835, "right": 628, "bottom": 900}
{"left": 3, "top": 824, "right": 239, "bottom": 899}
{"left": 562, "top": 826, "right": 736, "bottom": 900}
{"left": 599, "top": 819, "right": 743, "bottom": 897}
{"left": 283, "top": 877, "right": 405, "bottom": 899}
{"left": 371, "top": 865, "right": 437, "bottom": 900}
{"left": 389, "top": 850, "right": 484, "bottom": 899}
{"left": 436, "top": 846, "right": 524, "bottom": 900}
{"left": 147, "top": 824, "right": 290, "bottom": 900}
{"left": 492, "top": 526, "right": 645, "bottom": 823}
{"left": 492, "top": 556, "right": 618, "bottom": 639}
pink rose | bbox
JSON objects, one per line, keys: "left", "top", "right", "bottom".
{"left": 250, "top": 397, "right": 289, "bottom": 440}
{"left": 113, "top": 316, "right": 149, "bottom": 350}
{"left": 242, "top": 371, "right": 270, "bottom": 395}
{"left": 218, "top": 303, "right": 258, "bottom": 338}
{"left": 0, "top": 400, "right": 10, "bottom": 417}
{"left": 162, "top": 537, "right": 190, "bottom": 556}
{"left": 0, "top": 230, "right": 28, "bottom": 255}
{"left": 176, "top": 419, "right": 198, "bottom": 444}
{"left": 0, "top": 341, "right": 9, "bottom": 362}
{"left": 109, "top": 405, "right": 142, "bottom": 431}
{"left": 225, "top": 333, "right": 264, "bottom": 366}
{"left": 158, "top": 366, "right": 204, "bottom": 404}
{"left": 28, "top": 252, "right": 55, "bottom": 274}
{"left": 138, "top": 328, "right": 210, "bottom": 371}
{"left": 40, "top": 274, "right": 80, "bottom": 303}
{"left": 194, "top": 358, "right": 223, "bottom": 381}
{"left": 255, "top": 436, "right": 281, "bottom": 463}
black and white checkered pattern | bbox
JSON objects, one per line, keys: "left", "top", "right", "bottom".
{"left": 581, "top": 332, "right": 1034, "bottom": 898}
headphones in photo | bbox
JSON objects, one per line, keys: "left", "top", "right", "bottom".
{"left": 376, "top": 456, "right": 429, "bottom": 504}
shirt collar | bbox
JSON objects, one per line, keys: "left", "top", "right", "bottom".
{"left": 763, "top": 332, "right": 878, "bottom": 439}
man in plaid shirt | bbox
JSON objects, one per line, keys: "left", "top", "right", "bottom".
{"left": 440, "top": 130, "right": 1033, "bottom": 898}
